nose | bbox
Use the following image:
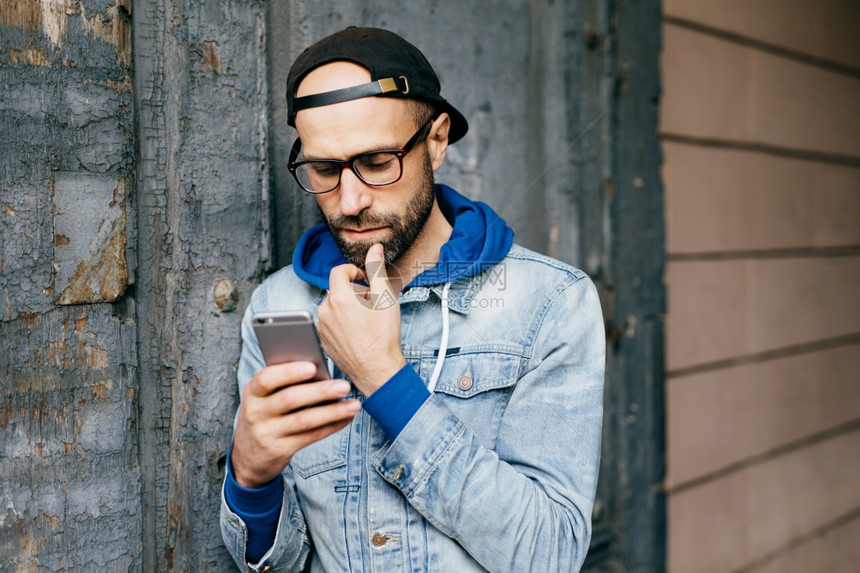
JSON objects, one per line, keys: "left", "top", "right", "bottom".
{"left": 337, "top": 167, "right": 373, "bottom": 216}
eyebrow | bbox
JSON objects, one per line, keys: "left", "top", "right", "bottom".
{"left": 299, "top": 138, "right": 405, "bottom": 162}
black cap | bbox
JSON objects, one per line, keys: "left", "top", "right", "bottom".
{"left": 286, "top": 27, "right": 468, "bottom": 144}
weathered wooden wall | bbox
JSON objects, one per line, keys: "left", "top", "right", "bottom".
{"left": 133, "top": 0, "right": 269, "bottom": 570}
{"left": 1, "top": 0, "right": 268, "bottom": 569}
{"left": 0, "top": 0, "right": 140, "bottom": 569}
{"left": 1, "top": 0, "right": 664, "bottom": 570}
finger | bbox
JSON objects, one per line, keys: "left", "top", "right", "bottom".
{"left": 279, "top": 416, "right": 355, "bottom": 461}
{"left": 270, "top": 378, "right": 353, "bottom": 415}
{"left": 278, "top": 398, "right": 361, "bottom": 436}
{"left": 328, "top": 263, "right": 364, "bottom": 291}
{"left": 246, "top": 361, "right": 317, "bottom": 397}
{"left": 363, "top": 243, "right": 390, "bottom": 295}
{"left": 233, "top": 400, "right": 358, "bottom": 488}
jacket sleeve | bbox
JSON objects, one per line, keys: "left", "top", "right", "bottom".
{"left": 219, "top": 286, "right": 312, "bottom": 572}
{"left": 369, "top": 276, "right": 605, "bottom": 572}
{"left": 220, "top": 473, "right": 311, "bottom": 572}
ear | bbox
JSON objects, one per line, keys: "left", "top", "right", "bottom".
{"left": 426, "top": 113, "right": 450, "bottom": 171}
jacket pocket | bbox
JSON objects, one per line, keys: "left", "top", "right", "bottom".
{"left": 290, "top": 424, "right": 349, "bottom": 479}
{"left": 420, "top": 350, "right": 522, "bottom": 448}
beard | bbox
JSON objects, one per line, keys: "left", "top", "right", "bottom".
{"left": 322, "top": 150, "right": 436, "bottom": 267}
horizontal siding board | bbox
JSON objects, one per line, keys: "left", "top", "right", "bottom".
{"left": 666, "top": 259, "right": 748, "bottom": 369}
{"left": 813, "top": 164, "right": 860, "bottom": 246}
{"left": 663, "top": 142, "right": 860, "bottom": 254}
{"left": 663, "top": 0, "right": 860, "bottom": 70}
{"left": 667, "top": 344, "right": 860, "bottom": 487}
{"left": 660, "top": 24, "right": 752, "bottom": 144}
{"left": 668, "top": 429, "right": 860, "bottom": 573}
{"left": 753, "top": 257, "right": 860, "bottom": 352}
{"left": 660, "top": 24, "right": 860, "bottom": 157}
{"left": 666, "top": 256, "right": 860, "bottom": 370}
{"left": 750, "top": 511, "right": 860, "bottom": 573}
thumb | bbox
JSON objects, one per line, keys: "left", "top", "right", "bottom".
{"left": 364, "top": 243, "right": 389, "bottom": 294}
{"left": 364, "top": 245, "right": 400, "bottom": 311}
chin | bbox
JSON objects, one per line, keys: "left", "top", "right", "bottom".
{"left": 337, "top": 236, "right": 395, "bottom": 267}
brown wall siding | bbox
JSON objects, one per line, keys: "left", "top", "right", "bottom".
{"left": 660, "top": 1, "right": 860, "bottom": 571}
{"left": 661, "top": 25, "right": 860, "bottom": 157}
{"left": 663, "top": 0, "right": 860, "bottom": 70}
{"left": 669, "top": 428, "right": 860, "bottom": 572}
{"left": 664, "top": 143, "right": 860, "bottom": 254}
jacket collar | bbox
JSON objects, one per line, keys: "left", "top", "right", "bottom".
{"left": 398, "top": 271, "right": 492, "bottom": 315}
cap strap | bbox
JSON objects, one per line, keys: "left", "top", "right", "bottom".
{"left": 293, "top": 76, "right": 409, "bottom": 113}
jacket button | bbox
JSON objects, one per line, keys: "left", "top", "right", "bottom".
{"left": 371, "top": 532, "right": 387, "bottom": 547}
{"left": 458, "top": 374, "right": 473, "bottom": 391}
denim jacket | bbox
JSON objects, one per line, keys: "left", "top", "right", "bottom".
{"left": 220, "top": 242, "right": 605, "bottom": 572}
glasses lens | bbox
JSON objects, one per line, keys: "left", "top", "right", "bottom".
{"left": 353, "top": 152, "right": 402, "bottom": 186}
{"left": 292, "top": 151, "right": 405, "bottom": 193}
{"left": 294, "top": 161, "right": 341, "bottom": 193}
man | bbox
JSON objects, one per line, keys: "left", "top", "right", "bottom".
{"left": 221, "top": 26, "right": 605, "bottom": 572}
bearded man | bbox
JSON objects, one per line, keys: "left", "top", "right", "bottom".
{"left": 221, "top": 26, "right": 605, "bottom": 573}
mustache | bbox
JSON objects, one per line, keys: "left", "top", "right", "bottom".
{"left": 328, "top": 211, "right": 393, "bottom": 230}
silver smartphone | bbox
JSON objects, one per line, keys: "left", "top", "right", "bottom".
{"left": 251, "top": 310, "right": 330, "bottom": 380}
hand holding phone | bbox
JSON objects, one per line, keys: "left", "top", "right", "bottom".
{"left": 232, "top": 310, "right": 359, "bottom": 488}
{"left": 231, "top": 360, "right": 359, "bottom": 488}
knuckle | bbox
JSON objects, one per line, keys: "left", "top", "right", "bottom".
{"left": 251, "top": 369, "right": 274, "bottom": 392}
{"left": 289, "top": 410, "right": 315, "bottom": 433}
{"left": 240, "top": 401, "right": 264, "bottom": 426}
{"left": 278, "top": 389, "right": 300, "bottom": 413}
{"left": 256, "top": 378, "right": 276, "bottom": 396}
{"left": 324, "top": 293, "right": 343, "bottom": 309}
{"left": 242, "top": 378, "right": 262, "bottom": 400}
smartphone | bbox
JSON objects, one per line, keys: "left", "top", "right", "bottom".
{"left": 251, "top": 310, "right": 330, "bottom": 380}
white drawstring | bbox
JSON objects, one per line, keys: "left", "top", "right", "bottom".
{"left": 427, "top": 282, "right": 451, "bottom": 393}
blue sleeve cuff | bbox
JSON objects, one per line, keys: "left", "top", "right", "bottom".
{"left": 362, "top": 364, "right": 431, "bottom": 440}
{"left": 224, "top": 444, "right": 283, "bottom": 562}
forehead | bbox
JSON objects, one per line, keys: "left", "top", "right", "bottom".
{"left": 295, "top": 62, "right": 414, "bottom": 158}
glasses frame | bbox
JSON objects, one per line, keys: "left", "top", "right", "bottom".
{"left": 288, "top": 119, "right": 434, "bottom": 194}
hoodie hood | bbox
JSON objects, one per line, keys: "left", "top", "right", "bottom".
{"left": 293, "top": 184, "right": 514, "bottom": 290}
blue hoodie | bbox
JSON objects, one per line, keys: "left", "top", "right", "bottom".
{"left": 293, "top": 183, "right": 514, "bottom": 289}
{"left": 225, "top": 183, "right": 513, "bottom": 562}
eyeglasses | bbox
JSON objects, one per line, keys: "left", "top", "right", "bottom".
{"left": 288, "top": 120, "right": 433, "bottom": 194}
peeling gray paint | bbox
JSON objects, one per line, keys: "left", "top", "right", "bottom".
{"left": 133, "top": 0, "right": 269, "bottom": 568}
{"left": 2, "top": 0, "right": 663, "bottom": 570}
{"left": 0, "top": 0, "right": 139, "bottom": 569}
{"left": 52, "top": 172, "right": 127, "bottom": 305}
